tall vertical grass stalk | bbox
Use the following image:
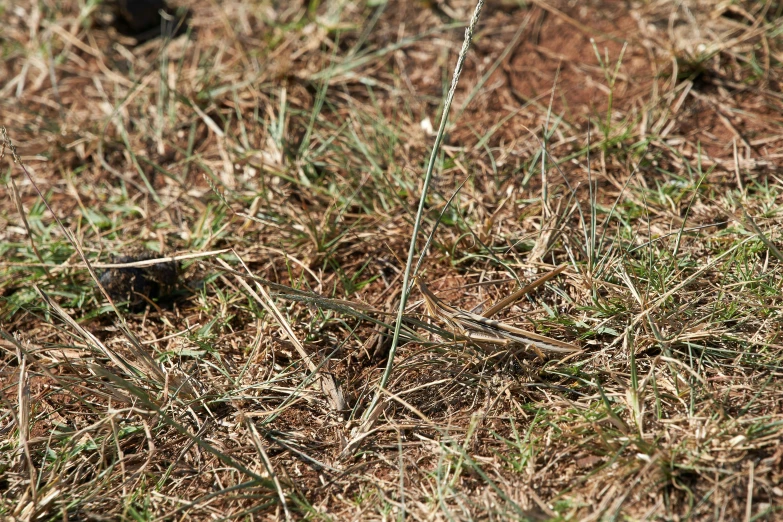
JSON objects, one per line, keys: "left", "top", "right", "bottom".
{"left": 362, "top": 0, "right": 485, "bottom": 422}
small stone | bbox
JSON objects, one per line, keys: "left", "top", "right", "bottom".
{"left": 116, "top": 0, "right": 168, "bottom": 34}
{"left": 99, "top": 247, "right": 178, "bottom": 308}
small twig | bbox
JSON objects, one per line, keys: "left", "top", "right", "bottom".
{"left": 247, "top": 421, "right": 291, "bottom": 522}
{"left": 5, "top": 170, "right": 51, "bottom": 278}
{"left": 92, "top": 249, "right": 231, "bottom": 268}
{"left": 482, "top": 264, "right": 567, "bottom": 319}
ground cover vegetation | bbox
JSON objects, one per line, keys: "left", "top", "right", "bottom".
{"left": 1, "top": 0, "right": 782, "bottom": 519}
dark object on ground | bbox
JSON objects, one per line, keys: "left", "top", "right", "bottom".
{"left": 99, "top": 248, "right": 179, "bottom": 308}
{"left": 109, "top": 0, "right": 190, "bottom": 42}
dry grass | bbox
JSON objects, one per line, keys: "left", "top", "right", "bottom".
{"left": 2, "top": 0, "right": 783, "bottom": 520}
